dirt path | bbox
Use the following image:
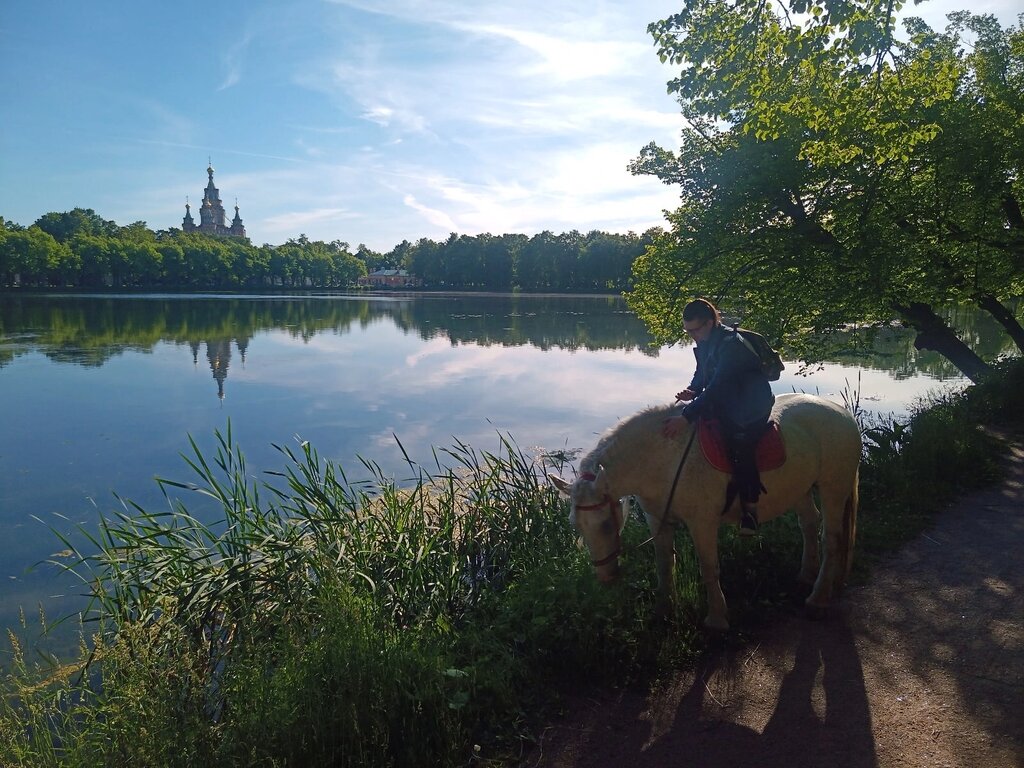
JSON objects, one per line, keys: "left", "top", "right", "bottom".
{"left": 529, "top": 435, "right": 1024, "bottom": 768}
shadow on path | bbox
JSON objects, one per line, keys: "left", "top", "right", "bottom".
{"left": 535, "top": 615, "right": 877, "bottom": 767}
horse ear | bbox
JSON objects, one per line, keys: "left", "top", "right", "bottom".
{"left": 548, "top": 473, "right": 571, "bottom": 497}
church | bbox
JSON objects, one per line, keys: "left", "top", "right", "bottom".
{"left": 182, "top": 163, "right": 247, "bottom": 238}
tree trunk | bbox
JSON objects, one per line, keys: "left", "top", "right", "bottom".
{"left": 891, "top": 301, "right": 991, "bottom": 383}
{"left": 975, "top": 293, "right": 1024, "bottom": 353}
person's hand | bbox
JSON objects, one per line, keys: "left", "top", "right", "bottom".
{"left": 661, "top": 415, "right": 689, "bottom": 438}
{"left": 675, "top": 389, "right": 696, "bottom": 402}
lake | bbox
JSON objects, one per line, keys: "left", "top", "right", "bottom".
{"left": 0, "top": 292, "right": 998, "bottom": 645}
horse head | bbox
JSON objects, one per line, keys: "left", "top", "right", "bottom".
{"left": 548, "top": 467, "right": 626, "bottom": 583}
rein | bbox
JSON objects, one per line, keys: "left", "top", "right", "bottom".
{"left": 576, "top": 424, "right": 698, "bottom": 565}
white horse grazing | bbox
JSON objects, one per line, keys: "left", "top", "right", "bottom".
{"left": 549, "top": 393, "right": 861, "bottom": 631}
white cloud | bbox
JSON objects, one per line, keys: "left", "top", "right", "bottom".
{"left": 402, "top": 194, "right": 459, "bottom": 231}
{"left": 218, "top": 31, "right": 253, "bottom": 91}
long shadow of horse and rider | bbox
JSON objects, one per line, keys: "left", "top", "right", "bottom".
{"left": 535, "top": 615, "right": 877, "bottom": 768}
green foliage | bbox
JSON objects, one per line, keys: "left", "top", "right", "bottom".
{"left": 962, "top": 355, "right": 1024, "bottom": 425}
{"left": 219, "top": 589, "right": 465, "bottom": 768}
{"left": 0, "top": 212, "right": 659, "bottom": 293}
{"left": 630, "top": 4, "right": 1024, "bottom": 378}
{"left": 400, "top": 229, "right": 657, "bottom": 292}
{"left": 0, "top": 214, "right": 372, "bottom": 290}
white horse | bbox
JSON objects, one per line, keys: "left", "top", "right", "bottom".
{"left": 549, "top": 393, "right": 861, "bottom": 631}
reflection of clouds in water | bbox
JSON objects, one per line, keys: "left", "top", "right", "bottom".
{"left": 781, "top": 364, "right": 966, "bottom": 420}
{"left": 206, "top": 325, "right": 966, "bottom": 470}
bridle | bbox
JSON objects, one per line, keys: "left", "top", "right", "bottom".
{"left": 575, "top": 473, "right": 622, "bottom": 567}
{"left": 574, "top": 425, "right": 698, "bottom": 568}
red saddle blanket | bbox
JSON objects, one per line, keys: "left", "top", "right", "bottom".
{"left": 698, "top": 418, "right": 786, "bottom": 474}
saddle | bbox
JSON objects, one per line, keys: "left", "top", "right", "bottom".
{"left": 698, "top": 418, "right": 786, "bottom": 474}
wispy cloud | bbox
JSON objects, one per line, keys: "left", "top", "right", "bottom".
{"left": 219, "top": 31, "right": 253, "bottom": 91}
{"left": 402, "top": 194, "right": 458, "bottom": 231}
{"left": 263, "top": 207, "right": 362, "bottom": 234}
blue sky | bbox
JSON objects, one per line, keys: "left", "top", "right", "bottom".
{"left": 1, "top": 0, "right": 1019, "bottom": 251}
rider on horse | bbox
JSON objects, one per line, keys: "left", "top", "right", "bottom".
{"left": 661, "top": 298, "right": 775, "bottom": 535}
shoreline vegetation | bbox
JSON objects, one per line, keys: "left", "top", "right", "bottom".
{"left": 2, "top": 358, "right": 1021, "bottom": 767}
{"left": 0, "top": 210, "right": 656, "bottom": 294}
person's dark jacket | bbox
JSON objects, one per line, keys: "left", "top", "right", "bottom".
{"left": 680, "top": 324, "right": 775, "bottom": 430}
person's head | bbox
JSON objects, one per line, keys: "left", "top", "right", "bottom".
{"left": 682, "top": 298, "right": 720, "bottom": 344}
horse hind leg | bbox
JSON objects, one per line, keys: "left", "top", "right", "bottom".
{"left": 794, "top": 491, "right": 821, "bottom": 586}
{"left": 840, "top": 473, "right": 859, "bottom": 584}
{"left": 806, "top": 485, "right": 856, "bottom": 612}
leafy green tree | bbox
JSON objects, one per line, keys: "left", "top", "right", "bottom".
{"left": 124, "top": 241, "right": 162, "bottom": 286}
{"left": 71, "top": 233, "right": 112, "bottom": 287}
{"left": 407, "top": 238, "right": 444, "bottom": 286}
{"left": 515, "top": 232, "right": 558, "bottom": 290}
{"left": 355, "top": 243, "right": 388, "bottom": 272}
{"left": 0, "top": 227, "right": 64, "bottom": 286}
{"left": 48, "top": 241, "right": 80, "bottom": 286}
{"left": 330, "top": 242, "right": 367, "bottom": 286}
{"left": 550, "top": 231, "right": 584, "bottom": 291}
{"left": 477, "top": 233, "right": 515, "bottom": 290}
{"left": 629, "top": 3, "right": 1023, "bottom": 381}
{"left": 387, "top": 239, "right": 414, "bottom": 271}
{"left": 157, "top": 242, "right": 188, "bottom": 286}
{"left": 35, "top": 208, "right": 118, "bottom": 242}
{"left": 268, "top": 242, "right": 299, "bottom": 287}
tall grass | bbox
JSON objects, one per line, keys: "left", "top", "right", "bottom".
{"left": 1, "top": 427, "right": 683, "bottom": 767}
{"left": 3, "top": 357, "right": 1022, "bottom": 766}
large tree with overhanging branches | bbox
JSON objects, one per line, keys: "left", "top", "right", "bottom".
{"left": 628, "top": 1, "right": 1023, "bottom": 381}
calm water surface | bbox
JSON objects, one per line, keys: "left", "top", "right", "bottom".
{"left": 0, "top": 292, "right": 998, "bottom": 642}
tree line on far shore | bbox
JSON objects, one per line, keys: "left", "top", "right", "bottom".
{"left": 0, "top": 208, "right": 658, "bottom": 293}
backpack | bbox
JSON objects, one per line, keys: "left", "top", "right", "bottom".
{"left": 729, "top": 323, "right": 785, "bottom": 381}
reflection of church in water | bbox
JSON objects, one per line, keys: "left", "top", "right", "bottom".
{"left": 189, "top": 337, "right": 251, "bottom": 400}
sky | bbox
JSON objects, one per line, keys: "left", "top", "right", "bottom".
{"left": 1, "top": 0, "right": 1019, "bottom": 252}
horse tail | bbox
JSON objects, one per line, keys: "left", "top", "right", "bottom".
{"left": 841, "top": 468, "right": 859, "bottom": 584}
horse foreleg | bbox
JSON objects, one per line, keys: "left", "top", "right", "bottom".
{"left": 794, "top": 491, "right": 821, "bottom": 586}
{"left": 640, "top": 498, "right": 676, "bottom": 618}
{"left": 651, "top": 522, "right": 676, "bottom": 618}
{"left": 687, "top": 521, "right": 729, "bottom": 631}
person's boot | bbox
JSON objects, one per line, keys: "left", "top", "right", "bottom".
{"left": 739, "top": 503, "right": 759, "bottom": 536}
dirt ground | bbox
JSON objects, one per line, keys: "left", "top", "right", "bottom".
{"left": 528, "top": 434, "right": 1023, "bottom": 768}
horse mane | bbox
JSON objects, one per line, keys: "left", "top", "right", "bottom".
{"left": 579, "top": 402, "right": 678, "bottom": 475}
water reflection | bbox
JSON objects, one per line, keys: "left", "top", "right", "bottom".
{"left": 2, "top": 293, "right": 1014, "bottom": 390}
